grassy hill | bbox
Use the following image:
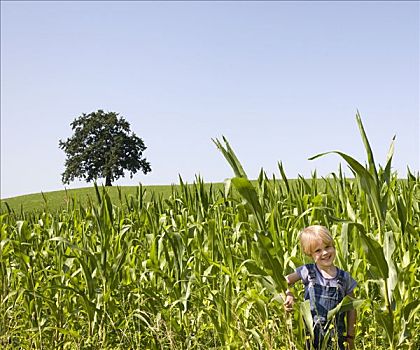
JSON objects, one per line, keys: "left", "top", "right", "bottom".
{"left": 0, "top": 182, "right": 226, "bottom": 214}
{"left": 0, "top": 177, "right": 356, "bottom": 214}
{"left": 6, "top": 176, "right": 411, "bottom": 214}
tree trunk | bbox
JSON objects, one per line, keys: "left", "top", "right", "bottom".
{"left": 105, "top": 176, "right": 112, "bottom": 186}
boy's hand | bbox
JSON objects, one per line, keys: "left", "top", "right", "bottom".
{"left": 345, "top": 336, "right": 354, "bottom": 350}
{"left": 283, "top": 293, "right": 294, "bottom": 312}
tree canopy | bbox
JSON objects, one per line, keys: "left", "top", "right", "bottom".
{"left": 59, "top": 110, "right": 151, "bottom": 186}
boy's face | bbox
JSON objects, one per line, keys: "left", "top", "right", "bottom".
{"left": 310, "top": 238, "right": 336, "bottom": 269}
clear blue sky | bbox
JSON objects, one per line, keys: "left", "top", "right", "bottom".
{"left": 1, "top": 1, "right": 419, "bottom": 199}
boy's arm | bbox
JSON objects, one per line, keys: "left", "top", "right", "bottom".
{"left": 346, "top": 291, "right": 357, "bottom": 349}
{"left": 283, "top": 272, "right": 301, "bottom": 312}
{"left": 286, "top": 272, "right": 301, "bottom": 285}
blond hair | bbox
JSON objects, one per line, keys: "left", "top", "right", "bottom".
{"left": 298, "top": 225, "right": 334, "bottom": 256}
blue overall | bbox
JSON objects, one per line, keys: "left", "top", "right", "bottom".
{"left": 305, "top": 264, "right": 346, "bottom": 350}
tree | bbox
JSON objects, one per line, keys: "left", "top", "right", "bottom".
{"left": 59, "top": 110, "right": 151, "bottom": 186}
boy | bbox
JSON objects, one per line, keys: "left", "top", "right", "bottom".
{"left": 284, "top": 225, "right": 357, "bottom": 350}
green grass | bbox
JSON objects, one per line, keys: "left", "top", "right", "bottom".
{"left": 0, "top": 178, "right": 309, "bottom": 214}
{"left": 2, "top": 177, "right": 412, "bottom": 215}
{"left": 0, "top": 183, "right": 225, "bottom": 214}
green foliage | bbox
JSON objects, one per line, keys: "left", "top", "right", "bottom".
{"left": 1, "top": 172, "right": 419, "bottom": 349}
{"left": 59, "top": 110, "right": 151, "bottom": 186}
{"left": 308, "top": 112, "right": 416, "bottom": 350}
{"left": 0, "top": 113, "right": 419, "bottom": 349}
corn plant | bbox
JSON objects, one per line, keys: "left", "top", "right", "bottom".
{"left": 0, "top": 114, "right": 419, "bottom": 349}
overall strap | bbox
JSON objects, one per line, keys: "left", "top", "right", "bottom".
{"left": 306, "top": 264, "right": 318, "bottom": 313}
{"left": 306, "top": 264, "right": 325, "bottom": 332}
{"left": 335, "top": 268, "right": 346, "bottom": 298}
{"left": 307, "top": 264, "right": 317, "bottom": 285}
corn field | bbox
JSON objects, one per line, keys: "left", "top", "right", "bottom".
{"left": 1, "top": 115, "right": 419, "bottom": 349}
